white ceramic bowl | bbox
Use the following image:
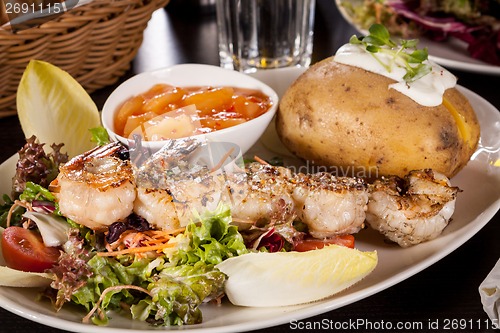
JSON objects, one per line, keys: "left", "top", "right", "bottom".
{"left": 101, "top": 64, "right": 279, "bottom": 154}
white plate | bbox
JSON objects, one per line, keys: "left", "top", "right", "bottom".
{"left": 0, "top": 67, "right": 499, "bottom": 333}
{"left": 335, "top": 0, "right": 500, "bottom": 75}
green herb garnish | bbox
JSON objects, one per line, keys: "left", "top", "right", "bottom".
{"left": 349, "top": 23, "right": 432, "bottom": 82}
{"left": 89, "top": 126, "right": 111, "bottom": 146}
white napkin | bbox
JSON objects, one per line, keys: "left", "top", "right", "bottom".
{"left": 479, "top": 258, "right": 500, "bottom": 322}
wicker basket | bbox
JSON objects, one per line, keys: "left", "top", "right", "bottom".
{"left": 0, "top": 0, "right": 170, "bottom": 117}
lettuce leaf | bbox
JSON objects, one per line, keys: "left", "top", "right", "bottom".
{"left": 131, "top": 262, "right": 226, "bottom": 326}
{"left": 168, "top": 203, "right": 248, "bottom": 266}
{"left": 129, "top": 204, "right": 247, "bottom": 326}
{"left": 89, "top": 127, "right": 111, "bottom": 147}
{"left": 19, "top": 181, "right": 56, "bottom": 202}
{"left": 70, "top": 255, "right": 163, "bottom": 325}
{"left": 0, "top": 194, "right": 23, "bottom": 228}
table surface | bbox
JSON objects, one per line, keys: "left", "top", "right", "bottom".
{"left": 0, "top": 0, "right": 499, "bottom": 332}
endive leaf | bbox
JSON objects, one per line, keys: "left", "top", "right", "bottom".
{"left": 17, "top": 60, "right": 101, "bottom": 157}
{"left": 216, "top": 244, "right": 378, "bottom": 307}
{"left": 0, "top": 266, "right": 53, "bottom": 287}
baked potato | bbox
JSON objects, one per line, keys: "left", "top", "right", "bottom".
{"left": 276, "top": 57, "right": 480, "bottom": 179}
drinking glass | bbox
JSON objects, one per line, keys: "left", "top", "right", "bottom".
{"left": 216, "top": 0, "right": 315, "bottom": 73}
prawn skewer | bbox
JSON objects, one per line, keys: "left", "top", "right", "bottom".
{"left": 292, "top": 172, "right": 368, "bottom": 238}
{"left": 51, "top": 142, "right": 459, "bottom": 247}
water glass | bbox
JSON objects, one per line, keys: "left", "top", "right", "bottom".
{"left": 216, "top": 0, "right": 315, "bottom": 73}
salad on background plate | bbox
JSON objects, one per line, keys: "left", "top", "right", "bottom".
{"left": 335, "top": 0, "right": 500, "bottom": 74}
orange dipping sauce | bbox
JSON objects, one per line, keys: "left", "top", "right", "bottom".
{"left": 114, "top": 84, "right": 273, "bottom": 141}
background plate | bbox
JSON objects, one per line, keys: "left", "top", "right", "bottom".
{"left": 334, "top": 0, "right": 500, "bottom": 75}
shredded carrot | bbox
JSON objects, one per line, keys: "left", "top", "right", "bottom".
{"left": 130, "top": 232, "right": 145, "bottom": 248}
{"left": 253, "top": 155, "right": 269, "bottom": 165}
{"left": 152, "top": 227, "right": 186, "bottom": 235}
{"left": 231, "top": 217, "right": 255, "bottom": 224}
{"left": 102, "top": 227, "right": 186, "bottom": 257}
{"left": 97, "top": 243, "right": 175, "bottom": 257}
{"left": 143, "top": 237, "right": 171, "bottom": 246}
{"left": 105, "top": 242, "right": 114, "bottom": 252}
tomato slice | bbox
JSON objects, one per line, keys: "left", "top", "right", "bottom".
{"left": 1, "top": 226, "right": 60, "bottom": 272}
{"left": 294, "top": 235, "right": 355, "bottom": 252}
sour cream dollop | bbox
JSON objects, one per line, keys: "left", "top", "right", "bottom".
{"left": 334, "top": 43, "right": 457, "bottom": 107}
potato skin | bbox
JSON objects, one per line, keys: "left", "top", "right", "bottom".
{"left": 276, "top": 57, "right": 480, "bottom": 178}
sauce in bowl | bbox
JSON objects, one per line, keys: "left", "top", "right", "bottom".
{"left": 114, "top": 84, "right": 273, "bottom": 141}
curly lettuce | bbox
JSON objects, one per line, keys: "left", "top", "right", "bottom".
{"left": 167, "top": 204, "right": 248, "bottom": 266}
{"left": 131, "top": 262, "right": 226, "bottom": 326}
{"left": 12, "top": 135, "right": 68, "bottom": 197}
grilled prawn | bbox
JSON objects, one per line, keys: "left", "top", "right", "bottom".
{"left": 226, "top": 163, "right": 296, "bottom": 224}
{"left": 51, "top": 142, "right": 136, "bottom": 230}
{"left": 133, "top": 188, "right": 180, "bottom": 231}
{"left": 133, "top": 139, "right": 227, "bottom": 229}
{"left": 227, "top": 163, "right": 368, "bottom": 237}
{"left": 292, "top": 172, "right": 368, "bottom": 238}
{"left": 365, "top": 169, "right": 459, "bottom": 247}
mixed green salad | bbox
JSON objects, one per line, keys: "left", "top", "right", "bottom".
{"left": 0, "top": 135, "right": 248, "bottom": 326}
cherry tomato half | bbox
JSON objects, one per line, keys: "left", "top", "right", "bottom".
{"left": 1, "top": 226, "right": 60, "bottom": 272}
{"left": 294, "top": 235, "right": 355, "bottom": 252}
